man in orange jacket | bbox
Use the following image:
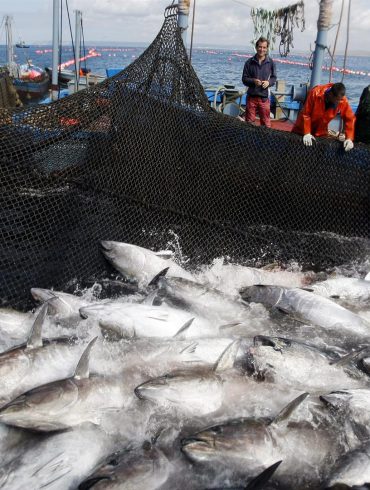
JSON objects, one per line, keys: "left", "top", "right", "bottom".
{"left": 292, "top": 82, "right": 355, "bottom": 151}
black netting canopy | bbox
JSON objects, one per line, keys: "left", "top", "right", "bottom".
{"left": 1, "top": 6, "right": 370, "bottom": 308}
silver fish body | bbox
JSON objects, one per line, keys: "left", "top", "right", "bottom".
{"left": 310, "top": 277, "right": 370, "bottom": 302}
{"left": 101, "top": 241, "right": 193, "bottom": 287}
{"left": 0, "top": 375, "right": 128, "bottom": 431}
{"left": 249, "top": 337, "right": 369, "bottom": 392}
{"left": 0, "top": 309, "right": 34, "bottom": 352}
{"left": 321, "top": 388, "right": 370, "bottom": 443}
{"left": 81, "top": 301, "right": 214, "bottom": 339}
{"left": 31, "top": 288, "right": 91, "bottom": 322}
{"left": 0, "top": 426, "right": 114, "bottom": 489}
{"left": 0, "top": 338, "right": 83, "bottom": 408}
{"left": 326, "top": 442, "right": 370, "bottom": 488}
{"left": 158, "top": 277, "right": 250, "bottom": 325}
{"left": 241, "top": 286, "right": 370, "bottom": 339}
{"left": 199, "top": 263, "right": 316, "bottom": 295}
{"left": 182, "top": 414, "right": 339, "bottom": 488}
{"left": 79, "top": 445, "right": 170, "bottom": 489}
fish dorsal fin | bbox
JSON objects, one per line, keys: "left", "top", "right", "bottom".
{"left": 148, "top": 267, "right": 169, "bottom": 287}
{"left": 272, "top": 393, "right": 309, "bottom": 425}
{"left": 180, "top": 341, "right": 198, "bottom": 355}
{"left": 150, "top": 426, "right": 165, "bottom": 446}
{"left": 365, "top": 272, "right": 370, "bottom": 281}
{"left": 214, "top": 339, "right": 240, "bottom": 373}
{"left": 154, "top": 250, "right": 173, "bottom": 259}
{"left": 173, "top": 318, "right": 194, "bottom": 339}
{"left": 218, "top": 322, "right": 242, "bottom": 331}
{"left": 329, "top": 347, "right": 369, "bottom": 367}
{"left": 27, "top": 302, "right": 49, "bottom": 349}
{"left": 74, "top": 337, "right": 98, "bottom": 380}
{"left": 245, "top": 460, "right": 282, "bottom": 490}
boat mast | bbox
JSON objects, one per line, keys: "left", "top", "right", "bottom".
{"left": 52, "top": 0, "right": 60, "bottom": 101}
{"left": 178, "top": 0, "right": 191, "bottom": 45}
{"left": 5, "top": 16, "right": 17, "bottom": 77}
{"left": 310, "top": 0, "right": 333, "bottom": 88}
{"left": 74, "top": 10, "right": 82, "bottom": 92}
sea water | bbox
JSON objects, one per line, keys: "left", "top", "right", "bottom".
{"left": 0, "top": 44, "right": 369, "bottom": 104}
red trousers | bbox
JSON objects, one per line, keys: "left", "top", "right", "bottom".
{"left": 245, "top": 96, "right": 271, "bottom": 127}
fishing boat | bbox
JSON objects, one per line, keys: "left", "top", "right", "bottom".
{"left": 1, "top": 16, "right": 49, "bottom": 103}
{"left": 15, "top": 40, "right": 30, "bottom": 49}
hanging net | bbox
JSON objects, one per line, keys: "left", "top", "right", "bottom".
{"left": 1, "top": 4, "right": 370, "bottom": 308}
{"left": 251, "top": 1, "right": 305, "bottom": 56}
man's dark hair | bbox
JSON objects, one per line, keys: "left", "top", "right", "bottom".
{"left": 331, "top": 82, "right": 346, "bottom": 97}
{"left": 255, "top": 37, "right": 270, "bottom": 48}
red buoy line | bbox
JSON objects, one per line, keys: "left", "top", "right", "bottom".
{"left": 58, "top": 48, "right": 101, "bottom": 70}
{"left": 232, "top": 53, "right": 370, "bottom": 78}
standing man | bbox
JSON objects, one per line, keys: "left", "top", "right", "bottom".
{"left": 292, "top": 82, "right": 355, "bottom": 151}
{"left": 242, "top": 37, "right": 277, "bottom": 127}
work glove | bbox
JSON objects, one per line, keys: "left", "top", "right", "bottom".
{"left": 343, "top": 139, "right": 354, "bottom": 151}
{"left": 303, "top": 134, "right": 316, "bottom": 146}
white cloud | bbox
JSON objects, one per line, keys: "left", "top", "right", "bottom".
{"left": 2, "top": 0, "right": 370, "bottom": 52}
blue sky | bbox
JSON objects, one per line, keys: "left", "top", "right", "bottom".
{"left": 0, "top": 0, "right": 369, "bottom": 53}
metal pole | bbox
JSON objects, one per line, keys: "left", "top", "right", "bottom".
{"left": 5, "top": 16, "right": 17, "bottom": 77}
{"left": 5, "top": 16, "right": 14, "bottom": 65}
{"left": 189, "top": 0, "right": 196, "bottom": 61}
{"left": 74, "top": 10, "right": 82, "bottom": 92}
{"left": 178, "top": 0, "right": 191, "bottom": 46}
{"left": 51, "top": 0, "right": 60, "bottom": 100}
{"left": 310, "top": 0, "right": 334, "bottom": 88}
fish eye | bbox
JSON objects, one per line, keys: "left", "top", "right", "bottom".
{"left": 142, "top": 440, "right": 152, "bottom": 451}
{"left": 106, "top": 452, "right": 121, "bottom": 466}
{"left": 211, "top": 426, "right": 223, "bottom": 434}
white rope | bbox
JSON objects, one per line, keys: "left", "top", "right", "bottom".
{"left": 317, "top": 0, "right": 334, "bottom": 30}
{"left": 329, "top": 0, "right": 345, "bottom": 82}
{"left": 341, "top": 0, "right": 351, "bottom": 82}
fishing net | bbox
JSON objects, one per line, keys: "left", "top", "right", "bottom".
{"left": 1, "top": 4, "right": 370, "bottom": 308}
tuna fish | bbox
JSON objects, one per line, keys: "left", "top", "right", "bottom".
{"left": 134, "top": 340, "right": 241, "bottom": 416}
{"left": 78, "top": 442, "right": 170, "bottom": 490}
{"left": 308, "top": 276, "right": 370, "bottom": 302}
{"left": 0, "top": 338, "right": 129, "bottom": 431}
{"left": 249, "top": 336, "right": 369, "bottom": 392}
{"left": 198, "top": 261, "right": 317, "bottom": 295}
{"left": 31, "top": 288, "right": 91, "bottom": 323}
{"left": 0, "top": 425, "right": 115, "bottom": 489}
{"left": 241, "top": 286, "right": 370, "bottom": 341}
{"left": 0, "top": 303, "right": 83, "bottom": 408}
{"left": 181, "top": 394, "right": 340, "bottom": 489}
{"left": 80, "top": 301, "right": 215, "bottom": 339}
{"left": 157, "top": 276, "right": 251, "bottom": 326}
{"left": 101, "top": 241, "right": 193, "bottom": 287}
{"left": 325, "top": 442, "right": 370, "bottom": 488}
{"left": 320, "top": 388, "right": 370, "bottom": 443}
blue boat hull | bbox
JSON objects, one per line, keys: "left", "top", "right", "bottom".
{"left": 13, "top": 76, "right": 50, "bottom": 102}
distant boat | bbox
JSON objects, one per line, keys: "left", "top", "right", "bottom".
{"left": 16, "top": 40, "right": 30, "bottom": 48}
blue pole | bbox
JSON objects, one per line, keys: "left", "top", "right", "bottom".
{"left": 310, "top": 0, "right": 333, "bottom": 88}
{"left": 310, "top": 29, "right": 328, "bottom": 88}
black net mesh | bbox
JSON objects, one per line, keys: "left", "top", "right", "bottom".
{"left": 1, "top": 6, "right": 370, "bottom": 308}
